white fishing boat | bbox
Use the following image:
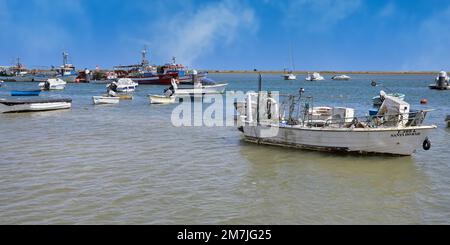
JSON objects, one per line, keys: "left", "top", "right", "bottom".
{"left": 305, "top": 72, "right": 325, "bottom": 81}
{"left": 429, "top": 71, "right": 450, "bottom": 90}
{"left": 332, "top": 75, "right": 351, "bottom": 81}
{"left": 148, "top": 95, "right": 176, "bottom": 104}
{"left": 92, "top": 96, "right": 120, "bottom": 105}
{"left": 107, "top": 78, "right": 138, "bottom": 93}
{"left": 39, "top": 78, "right": 67, "bottom": 90}
{"left": 237, "top": 78, "right": 436, "bottom": 156}
{"left": 0, "top": 97, "right": 72, "bottom": 113}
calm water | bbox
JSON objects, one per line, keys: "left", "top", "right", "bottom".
{"left": 0, "top": 74, "right": 449, "bottom": 224}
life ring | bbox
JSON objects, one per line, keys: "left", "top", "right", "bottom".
{"left": 423, "top": 138, "right": 431, "bottom": 151}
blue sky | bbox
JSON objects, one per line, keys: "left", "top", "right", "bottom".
{"left": 1, "top": 0, "right": 450, "bottom": 71}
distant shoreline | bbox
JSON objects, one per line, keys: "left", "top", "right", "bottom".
{"left": 204, "top": 70, "right": 441, "bottom": 75}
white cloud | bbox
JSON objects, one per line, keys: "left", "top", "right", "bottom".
{"left": 145, "top": 0, "right": 257, "bottom": 66}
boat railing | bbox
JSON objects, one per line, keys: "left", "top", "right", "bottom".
{"left": 322, "top": 110, "right": 432, "bottom": 129}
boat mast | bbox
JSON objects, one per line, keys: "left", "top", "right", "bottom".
{"left": 257, "top": 73, "right": 262, "bottom": 125}
{"left": 289, "top": 42, "right": 295, "bottom": 73}
{"left": 141, "top": 47, "right": 149, "bottom": 66}
{"left": 62, "top": 52, "right": 69, "bottom": 67}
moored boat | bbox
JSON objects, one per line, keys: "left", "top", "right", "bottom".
{"left": 57, "top": 52, "right": 78, "bottom": 83}
{"left": 332, "top": 75, "right": 351, "bottom": 81}
{"left": 11, "top": 90, "right": 41, "bottom": 96}
{"left": 149, "top": 95, "right": 176, "bottom": 104}
{"left": 106, "top": 78, "right": 138, "bottom": 93}
{"left": 92, "top": 96, "right": 120, "bottom": 105}
{"left": 0, "top": 97, "right": 72, "bottom": 113}
{"left": 446, "top": 115, "right": 450, "bottom": 127}
{"left": 174, "top": 76, "right": 227, "bottom": 96}
{"left": 429, "top": 71, "right": 450, "bottom": 90}
{"left": 305, "top": 72, "right": 325, "bottom": 81}
{"left": 39, "top": 78, "right": 67, "bottom": 90}
{"left": 114, "top": 49, "right": 206, "bottom": 85}
{"left": 282, "top": 73, "right": 297, "bottom": 81}
{"left": 237, "top": 76, "right": 436, "bottom": 156}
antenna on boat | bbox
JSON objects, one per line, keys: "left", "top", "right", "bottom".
{"left": 141, "top": 46, "right": 149, "bottom": 66}
{"left": 257, "top": 73, "right": 262, "bottom": 125}
{"left": 62, "top": 52, "right": 69, "bottom": 66}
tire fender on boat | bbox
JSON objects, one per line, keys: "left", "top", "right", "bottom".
{"left": 423, "top": 138, "right": 431, "bottom": 151}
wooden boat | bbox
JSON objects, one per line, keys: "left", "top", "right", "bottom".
{"left": 0, "top": 97, "right": 72, "bottom": 113}
{"left": 149, "top": 95, "right": 176, "bottom": 104}
{"left": 92, "top": 96, "right": 120, "bottom": 105}
{"left": 11, "top": 90, "right": 41, "bottom": 96}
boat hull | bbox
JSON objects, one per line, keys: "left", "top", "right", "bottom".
{"left": 92, "top": 96, "right": 120, "bottom": 105}
{"left": 149, "top": 95, "right": 176, "bottom": 104}
{"left": 0, "top": 98, "right": 72, "bottom": 113}
{"left": 175, "top": 84, "right": 228, "bottom": 95}
{"left": 241, "top": 123, "right": 436, "bottom": 156}
{"left": 11, "top": 90, "right": 41, "bottom": 96}
{"left": 429, "top": 84, "right": 450, "bottom": 90}
{"left": 283, "top": 74, "right": 297, "bottom": 80}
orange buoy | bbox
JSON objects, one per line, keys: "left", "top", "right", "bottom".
{"left": 420, "top": 99, "right": 428, "bottom": 105}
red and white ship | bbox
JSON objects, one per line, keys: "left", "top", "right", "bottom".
{"left": 114, "top": 48, "right": 206, "bottom": 85}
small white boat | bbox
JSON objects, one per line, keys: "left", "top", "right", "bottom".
{"left": 39, "top": 78, "right": 67, "bottom": 90}
{"left": 0, "top": 97, "right": 72, "bottom": 113}
{"left": 429, "top": 71, "right": 450, "bottom": 90}
{"left": 305, "top": 72, "right": 325, "bottom": 81}
{"left": 92, "top": 96, "right": 120, "bottom": 105}
{"left": 0, "top": 80, "right": 4, "bottom": 86}
{"left": 107, "top": 78, "right": 138, "bottom": 93}
{"left": 162, "top": 77, "right": 227, "bottom": 96}
{"left": 175, "top": 83, "right": 228, "bottom": 95}
{"left": 332, "top": 75, "right": 351, "bottom": 81}
{"left": 283, "top": 73, "right": 297, "bottom": 81}
{"left": 149, "top": 95, "right": 176, "bottom": 104}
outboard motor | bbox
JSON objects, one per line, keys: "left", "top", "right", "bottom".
{"left": 437, "top": 71, "right": 448, "bottom": 89}
{"left": 44, "top": 81, "right": 50, "bottom": 90}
